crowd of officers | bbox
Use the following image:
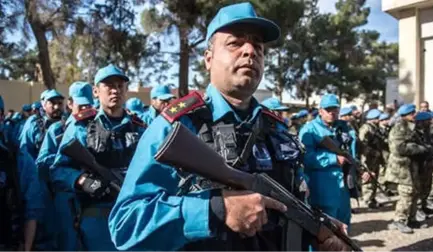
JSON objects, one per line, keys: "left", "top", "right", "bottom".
{"left": 0, "top": 1, "right": 432, "bottom": 251}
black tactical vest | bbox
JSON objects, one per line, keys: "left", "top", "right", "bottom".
{"left": 86, "top": 119, "right": 141, "bottom": 172}
{"left": 179, "top": 107, "right": 306, "bottom": 251}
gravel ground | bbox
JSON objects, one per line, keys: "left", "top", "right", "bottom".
{"left": 350, "top": 197, "right": 433, "bottom": 251}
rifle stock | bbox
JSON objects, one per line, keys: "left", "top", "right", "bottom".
{"left": 60, "top": 139, "right": 122, "bottom": 193}
{"left": 155, "top": 122, "right": 362, "bottom": 251}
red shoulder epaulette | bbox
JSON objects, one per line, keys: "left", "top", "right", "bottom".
{"left": 74, "top": 108, "right": 97, "bottom": 121}
{"left": 161, "top": 91, "right": 205, "bottom": 123}
{"left": 261, "top": 108, "right": 286, "bottom": 124}
{"left": 131, "top": 114, "right": 147, "bottom": 128}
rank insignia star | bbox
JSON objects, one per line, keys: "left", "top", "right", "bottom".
{"left": 170, "top": 107, "right": 178, "bottom": 113}
{"left": 178, "top": 102, "right": 186, "bottom": 108}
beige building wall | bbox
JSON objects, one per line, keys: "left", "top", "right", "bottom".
{"left": 0, "top": 80, "right": 157, "bottom": 111}
{"left": 383, "top": 0, "right": 433, "bottom": 107}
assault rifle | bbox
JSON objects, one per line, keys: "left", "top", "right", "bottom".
{"left": 319, "top": 136, "right": 390, "bottom": 201}
{"left": 60, "top": 140, "right": 122, "bottom": 194}
{"left": 154, "top": 122, "right": 362, "bottom": 251}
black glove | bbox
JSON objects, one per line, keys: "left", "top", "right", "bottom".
{"left": 81, "top": 175, "right": 110, "bottom": 198}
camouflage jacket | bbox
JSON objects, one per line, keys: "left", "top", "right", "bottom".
{"left": 359, "top": 122, "right": 383, "bottom": 165}
{"left": 378, "top": 125, "right": 391, "bottom": 161}
{"left": 385, "top": 120, "right": 429, "bottom": 186}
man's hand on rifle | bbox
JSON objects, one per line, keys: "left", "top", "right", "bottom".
{"left": 222, "top": 190, "right": 287, "bottom": 237}
{"left": 361, "top": 171, "right": 375, "bottom": 183}
{"left": 337, "top": 155, "right": 351, "bottom": 166}
{"left": 76, "top": 173, "right": 110, "bottom": 198}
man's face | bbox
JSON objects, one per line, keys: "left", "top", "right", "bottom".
{"left": 44, "top": 98, "right": 64, "bottom": 119}
{"left": 379, "top": 119, "right": 389, "bottom": 126}
{"left": 151, "top": 98, "right": 172, "bottom": 112}
{"left": 340, "top": 115, "right": 353, "bottom": 122}
{"left": 404, "top": 112, "right": 416, "bottom": 122}
{"left": 22, "top": 111, "right": 29, "bottom": 118}
{"left": 94, "top": 76, "right": 127, "bottom": 110}
{"left": 204, "top": 24, "right": 265, "bottom": 99}
{"left": 319, "top": 107, "right": 339, "bottom": 124}
{"left": 420, "top": 102, "right": 429, "bottom": 112}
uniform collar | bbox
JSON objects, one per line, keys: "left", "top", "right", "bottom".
{"left": 205, "top": 84, "right": 262, "bottom": 124}
{"left": 95, "top": 108, "right": 131, "bottom": 129}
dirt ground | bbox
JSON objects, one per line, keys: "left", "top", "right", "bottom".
{"left": 350, "top": 197, "right": 433, "bottom": 251}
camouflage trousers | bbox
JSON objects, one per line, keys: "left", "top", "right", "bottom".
{"left": 394, "top": 184, "right": 419, "bottom": 222}
{"left": 362, "top": 163, "right": 380, "bottom": 203}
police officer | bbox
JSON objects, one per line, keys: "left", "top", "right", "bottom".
{"left": 299, "top": 94, "right": 370, "bottom": 227}
{"left": 141, "top": 85, "right": 175, "bottom": 125}
{"left": 358, "top": 109, "right": 383, "bottom": 208}
{"left": 387, "top": 104, "right": 430, "bottom": 233}
{"left": 125, "top": 97, "right": 146, "bottom": 118}
{"left": 51, "top": 64, "right": 146, "bottom": 251}
{"left": 18, "top": 89, "right": 64, "bottom": 250}
{"left": 36, "top": 82, "right": 94, "bottom": 251}
{"left": 107, "top": 3, "right": 350, "bottom": 251}
{"left": 413, "top": 112, "right": 433, "bottom": 219}
{"left": 261, "top": 97, "right": 291, "bottom": 126}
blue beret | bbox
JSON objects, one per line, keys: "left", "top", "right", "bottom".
{"left": 320, "top": 94, "right": 340, "bottom": 109}
{"left": 297, "top": 109, "right": 309, "bottom": 118}
{"left": 150, "top": 85, "right": 175, "bottom": 101}
{"left": 206, "top": 2, "right": 280, "bottom": 44}
{"left": 94, "top": 64, "right": 129, "bottom": 85}
{"left": 415, "top": 111, "right": 432, "bottom": 121}
{"left": 350, "top": 105, "right": 358, "bottom": 111}
{"left": 311, "top": 109, "right": 319, "bottom": 117}
{"left": 290, "top": 113, "right": 298, "bottom": 120}
{"left": 261, "top": 97, "right": 288, "bottom": 111}
{"left": 379, "top": 113, "right": 390, "bottom": 121}
{"left": 366, "top": 109, "right": 381, "bottom": 120}
{"left": 397, "top": 104, "right": 416, "bottom": 116}
{"left": 339, "top": 107, "right": 353, "bottom": 117}
{"left": 126, "top": 98, "right": 145, "bottom": 114}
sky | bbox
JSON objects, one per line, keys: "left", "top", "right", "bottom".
{"left": 317, "top": 0, "right": 398, "bottom": 42}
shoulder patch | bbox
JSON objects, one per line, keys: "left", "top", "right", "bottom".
{"left": 261, "top": 108, "right": 286, "bottom": 124}
{"left": 131, "top": 114, "right": 147, "bottom": 128}
{"left": 74, "top": 108, "right": 97, "bottom": 121}
{"left": 161, "top": 91, "right": 206, "bottom": 123}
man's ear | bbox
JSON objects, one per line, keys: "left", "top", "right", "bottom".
{"left": 204, "top": 49, "right": 212, "bottom": 71}
{"left": 93, "top": 85, "right": 99, "bottom": 98}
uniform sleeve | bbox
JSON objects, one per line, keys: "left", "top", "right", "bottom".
{"left": 389, "top": 124, "right": 427, "bottom": 156}
{"left": 109, "top": 116, "right": 214, "bottom": 251}
{"left": 19, "top": 120, "right": 38, "bottom": 159}
{"left": 50, "top": 123, "right": 86, "bottom": 192}
{"left": 17, "top": 151, "right": 44, "bottom": 221}
{"left": 299, "top": 124, "right": 338, "bottom": 170}
{"left": 36, "top": 125, "right": 59, "bottom": 181}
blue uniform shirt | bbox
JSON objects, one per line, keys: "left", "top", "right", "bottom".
{"left": 108, "top": 84, "right": 305, "bottom": 251}
{"left": 51, "top": 109, "right": 146, "bottom": 193}
{"left": 36, "top": 116, "right": 74, "bottom": 182}
{"left": 299, "top": 116, "right": 354, "bottom": 207}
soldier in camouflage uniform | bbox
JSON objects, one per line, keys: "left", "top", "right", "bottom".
{"left": 387, "top": 104, "right": 431, "bottom": 233}
{"left": 359, "top": 109, "right": 383, "bottom": 208}
{"left": 414, "top": 112, "right": 433, "bottom": 218}
{"left": 378, "top": 113, "right": 393, "bottom": 192}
